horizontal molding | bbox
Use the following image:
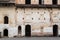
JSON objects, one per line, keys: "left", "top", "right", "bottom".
{"left": 0, "top": 3, "right": 60, "bottom": 8}
{"left": 16, "top": 4, "right": 60, "bottom": 8}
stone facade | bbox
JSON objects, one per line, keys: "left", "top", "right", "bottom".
{"left": 0, "top": 0, "right": 60, "bottom": 37}
{"left": 0, "top": 7, "right": 60, "bottom": 37}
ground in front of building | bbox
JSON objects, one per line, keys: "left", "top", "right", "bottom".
{"left": 0, "top": 37, "right": 60, "bottom": 40}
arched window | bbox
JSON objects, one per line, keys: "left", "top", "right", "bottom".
{"left": 4, "top": 16, "right": 8, "bottom": 24}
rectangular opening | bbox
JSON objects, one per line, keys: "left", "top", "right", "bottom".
{"left": 52, "top": 0, "right": 57, "bottom": 5}
{"left": 39, "top": 0, "right": 42, "bottom": 4}
{"left": 25, "top": 0, "right": 31, "bottom": 4}
{"left": 53, "top": 25, "right": 58, "bottom": 36}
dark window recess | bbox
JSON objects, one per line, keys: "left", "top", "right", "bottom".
{"left": 18, "top": 26, "right": 21, "bottom": 34}
{"left": 53, "top": 25, "right": 58, "bottom": 36}
{"left": 25, "top": 0, "right": 31, "bottom": 4}
{"left": 23, "top": 18, "right": 24, "bottom": 20}
{"left": 32, "top": 18, "right": 33, "bottom": 20}
{"left": 4, "top": 16, "right": 8, "bottom": 24}
{"left": 52, "top": 0, "right": 57, "bottom": 5}
{"left": 25, "top": 25, "right": 31, "bottom": 37}
{"left": 39, "top": 0, "right": 42, "bottom": 4}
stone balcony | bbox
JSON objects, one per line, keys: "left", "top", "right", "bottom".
{"left": 16, "top": 4, "right": 60, "bottom": 8}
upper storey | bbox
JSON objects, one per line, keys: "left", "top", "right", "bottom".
{"left": 16, "top": 0, "right": 60, "bottom": 8}
{"left": 0, "top": 0, "right": 60, "bottom": 8}
{"left": 0, "top": 0, "right": 15, "bottom": 3}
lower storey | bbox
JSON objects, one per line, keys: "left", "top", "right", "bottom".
{"left": 0, "top": 24, "right": 60, "bottom": 37}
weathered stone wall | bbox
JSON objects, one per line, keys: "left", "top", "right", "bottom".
{"left": 0, "top": 6, "right": 17, "bottom": 37}
{"left": 0, "top": 7, "right": 16, "bottom": 27}
{"left": 16, "top": 8, "right": 51, "bottom": 36}
{"left": 16, "top": 0, "right": 25, "bottom": 4}
{"left": 58, "top": 0, "right": 60, "bottom": 5}
{"left": 16, "top": 8, "right": 60, "bottom": 36}
{"left": 44, "top": 0, "right": 52, "bottom": 5}
{"left": 31, "top": 0, "right": 39, "bottom": 4}
{"left": 52, "top": 8, "right": 60, "bottom": 35}
{"left": 0, "top": 6, "right": 60, "bottom": 37}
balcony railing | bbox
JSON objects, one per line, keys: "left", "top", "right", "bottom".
{"left": 0, "top": 0, "right": 9, "bottom": 2}
{"left": 16, "top": 4, "right": 60, "bottom": 8}
{"left": 0, "top": 0, "right": 15, "bottom": 3}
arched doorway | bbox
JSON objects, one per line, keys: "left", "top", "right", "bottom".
{"left": 4, "top": 16, "right": 8, "bottom": 24}
{"left": 3, "top": 29, "right": 8, "bottom": 37}
{"left": 18, "top": 26, "right": 21, "bottom": 34}
{"left": 25, "top": 25, "right": 31, "bottom": 37}
{"left": 53, "top": 24, "right": 58, "bottom": 36}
